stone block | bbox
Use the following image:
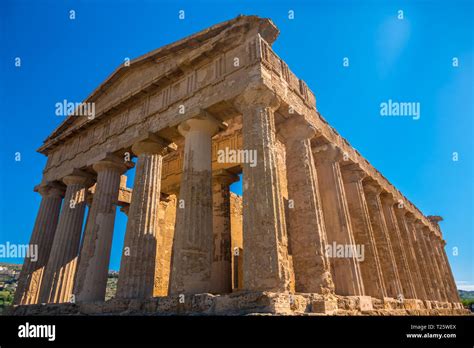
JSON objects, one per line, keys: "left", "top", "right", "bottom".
{"left": 311, "top": 298, "right": 338, "bottom": 314}
{"left": 79, "top": 302, "right": 104, "bottom": 314}
{"left": 403, "top": 299, "right": 424, "bottom": 310}
{"left": 383, "top": 297, "right": 399, "bottom": 310}
{"left": 102, "top": 298, "right": 130, "bottom": 313}
{"left": 357, "top": 296, "right": 373, "bottom": 311}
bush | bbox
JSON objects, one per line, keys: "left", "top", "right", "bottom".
{"left": 0, "top": 290, "right": 13, "bottom": 306}
{"left": 461, "top": 299, "right": 474, "bottom": 309}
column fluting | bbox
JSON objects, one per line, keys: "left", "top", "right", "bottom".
{"left": 280, "top": 118, "right": 335, "bottom": 294}
{"left": 312, "top": 142, "right": 365, "bottom": 296}
{"left": 14, "top": 183, "right": 64, "bottom": 305}
{"left": 341, "top": 164, "right": 386, "bottom": 299}
{"left": 116, "top": 138, "right": 168, "bottom": 299}
{"left": 39, "top": 172, "right": 91, "bottom": 303}
{"left": 363, "top": 182, "right": 403, "bottom": 299}
{"left": 169, "top": 116, "right": 221, "bottom": 294}
{"left": 73, "top": 156, "right": 128, "bottom": 303}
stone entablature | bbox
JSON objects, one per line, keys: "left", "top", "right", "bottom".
{"left": 14, "top": 15, "right": 464, "bottom": 315}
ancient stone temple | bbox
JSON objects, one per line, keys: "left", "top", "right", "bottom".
{"left": 12, "top": 15, "right": 466, "bottom": 315}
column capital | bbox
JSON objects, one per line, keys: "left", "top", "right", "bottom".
{"left": 132, "top": 134, "right": 174, "bottom": 156}
{"left": 434, "top": 229, "right": 442, "bottom": 239}
{"left": 277, "top": 115, "right": 319, "bottom": 142}
{"left": 404, "top": 212, "right": 416, "bottom": 224}
{"left": 178, "top": 113, "right": 226, "bottom": 138}
{"left": 341, "top": 162, "right": 367, "bottom": 183}
{"left": 393, "top": 204, "right": 408, "bottom": 218}
{"left": 312, "top": 142, "right": 344, "bottom": 164}
{"left": 233, "top": 83, "right": 280, "bottom": 112}
{"left": 414, "top": 219, "right": 427, "bottom": 231}
{"left": 34, "top": 182, "right": 65, "bottom": 198}
{"left": 362, "top": 179, "right": 383, "bottom": 197}
{"left": 427, "top": 229, "right": 442, "bottom": 241}
{"left": 380, "top": 192, "right": 397, "bottom": 205}
{"left": 421, "top": 226, "right": 432, "bottom": 237}
{"left": 427, "top": 215, "right": 443, "bottom": 235}
{"left": 62, "top": 169, "right": 94, "bottom": 187}
{"left": 212, "top": 169, "right": 239, "bottom": 186}
{"left": 93, "top": 154, "right": 132, "bottom": 174}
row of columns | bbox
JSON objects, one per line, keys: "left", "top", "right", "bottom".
{"left": 305, "top": 141, "right": 458, "bottom": 303}
{"left": 15, "top": 115, "right": 235, "bottom": 304}
{"left": 231, "top": 87, "right": 459, "bottom": 305}
{"left": 15, "top": 88, "right": 460, "bottom": 307}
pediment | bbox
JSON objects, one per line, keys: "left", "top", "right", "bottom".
{"left": 39, "top": 15, "right": 278, "bottom": 153}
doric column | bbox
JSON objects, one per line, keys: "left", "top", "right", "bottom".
{"left": 419, "top": 225, "right": 447, "bottom": 302}
{"left": 116, "top": 136, "right": 170, "bottom": 299}
{"left": 431, "top": 238, "right": 452, "bottom": 300}
{"left": 39, "top": 171, "right": 92, "bottom": 303}
{"left": 426, "top": 216, "right": 459, "bottom": 303}
{"left": 428, "top": 233, "right": 451, "bottom": 303}
{"left": 312, "top": 142, "right": 364, "bottom": 296}
{"left": 14, "top": 183, "right": 64, "bottom": 305}
{"left": 380, "top": 194, "right": 417, "bottom": 299}
{"left": 210, "top": 170, "right": 238, "bottom": 294}
{"left": 341, "top": 164, "right": 385, "bottom": 299}
{"left": 363, "top": 181, "right": 402, "bottom": 298}
{"left": 73, "top": 155, "right": 129, "bottom": 303}
{"left": 279, "top": 117, "right": 334, "bottom": 294}
{"left": 394, "top": 209, "right": 427, "bottom": 300}
{"left": 232, "top": 86, "right": 291, "bottom": 292}
{"left": 438, "top": 240, "right": 461, "bottom": 303}
{"left": 413, "top": 221, "right": 441, "bottom": 301}
{"left": 405, "top": 214, "right": 435, "bottom": 300}
{"left": 169, "top": 116, "right": 222, "bottom": 294}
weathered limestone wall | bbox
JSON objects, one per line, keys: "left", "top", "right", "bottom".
{"left": 153, "top": 195, "right": 177, "bottom": 296}
{"left": 149, "top": 192, "right": 243, "bottom": 296}
{"left": 230, "top": 192, "right": 243, "bottom": 290}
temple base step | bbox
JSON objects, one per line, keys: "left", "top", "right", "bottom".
{"left": 8, "top": 291, "right": 470, "bottom": 316}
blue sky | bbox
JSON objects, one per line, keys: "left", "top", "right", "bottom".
{"left": 1, "top": 0, "right": 473, "bottom": 290}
